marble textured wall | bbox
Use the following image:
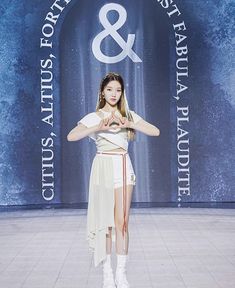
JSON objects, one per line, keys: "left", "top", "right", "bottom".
{"left": 0, "top": 0, "right": 234, "bottom": 206}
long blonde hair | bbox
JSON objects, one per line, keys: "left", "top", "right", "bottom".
{"left": 95, "top": 72, "right": 136, "bottom": 141}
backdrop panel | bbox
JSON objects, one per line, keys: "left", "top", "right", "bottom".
{"left": 0, "top": 0, "right": 234, "bottom": 206}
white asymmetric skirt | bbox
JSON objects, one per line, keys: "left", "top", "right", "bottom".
{"left": 86, "top": 150, "right": 136, "bottom": 267}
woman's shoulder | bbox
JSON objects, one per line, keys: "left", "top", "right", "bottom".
{"left": 77, "top": 111, "right": 101, "bottom": 127}
{"left": 128, "top": 110, "right": 143, "bottom": 123}
{"left": 80, "top": 110, "right": 104, "bottom": 121}
{"left": 82, "top": 111, "right": 101, "bottom": 118}
{"left": 128, "top": 110, "right": 137, "bottom": 117}
{"left": 95, "top": 110, "right": 103, "bottom": 119}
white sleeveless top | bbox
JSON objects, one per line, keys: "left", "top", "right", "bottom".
{"left": 78, "top": 109, "right": 143, "bottom": 151}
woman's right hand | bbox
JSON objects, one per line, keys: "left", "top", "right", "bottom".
{"left": 96, "top": 111, "right": 120, "bottom": 132}
{"left": 97, "top": 117, "right": 113, "bottom": 131}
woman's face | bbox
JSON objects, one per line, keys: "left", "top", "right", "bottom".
{"left": 103, "top": 80, "right": 122, "bottom": 106}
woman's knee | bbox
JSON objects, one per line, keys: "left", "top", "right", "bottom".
{"left": 115, "top": 219, "right": 129, "bottom": 232}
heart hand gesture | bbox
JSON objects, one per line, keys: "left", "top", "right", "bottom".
{"left": 98, "top": 111, "right": 132, "bottom": 132}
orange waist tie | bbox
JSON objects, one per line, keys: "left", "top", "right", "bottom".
{"left": 96, "top": 150, "right": 128, "bottom": 250}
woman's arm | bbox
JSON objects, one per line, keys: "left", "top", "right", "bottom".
{"left": 130, "top": 119, "right": 160, "bottom": 136}
{"left": 67, "top": 114, "right": 117, "bottom": 141}
{"left": 67, "top": 123, "right": 99, "bottom": 141}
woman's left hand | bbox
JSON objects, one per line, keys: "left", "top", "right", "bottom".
{"left": 110, "top": 112, "right": 131, "bottom": 128}
{"left": 116, "top": 116, "right": 132, "bottom": 128}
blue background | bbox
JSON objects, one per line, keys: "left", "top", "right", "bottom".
{"left": 0, "top": 0, "right": 234, "bottom": 206}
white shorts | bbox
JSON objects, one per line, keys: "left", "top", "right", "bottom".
{"left": 96, "top": 151, "right": 136, "bottom": 188}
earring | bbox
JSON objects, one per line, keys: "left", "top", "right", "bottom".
{"left": 99, "top": 95, "right": 104, "bottom": 102}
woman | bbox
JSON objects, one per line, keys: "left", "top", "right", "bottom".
{"left": 67, "top": 72, "right": 160, "bottom": 288}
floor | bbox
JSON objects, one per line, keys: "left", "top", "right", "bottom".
{"left": 0, "top": 207, "right": 235, "bottom": 288}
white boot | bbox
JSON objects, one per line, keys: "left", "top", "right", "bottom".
{"left": 102, "top": 254, "right": 116, "bottom": 288}
{"left": 115, "top": 254, "right": 130, "bottom": 288}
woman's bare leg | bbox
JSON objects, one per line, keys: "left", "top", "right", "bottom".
{"left": 114, "top": 184, "right": 134, "bottom": 254}
{"left": 106, "top": 227, "right": 112, "bottom": 254}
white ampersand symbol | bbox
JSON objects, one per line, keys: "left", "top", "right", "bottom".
{"left": 92, "top": 3, "right": 142, "bottom": 64}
